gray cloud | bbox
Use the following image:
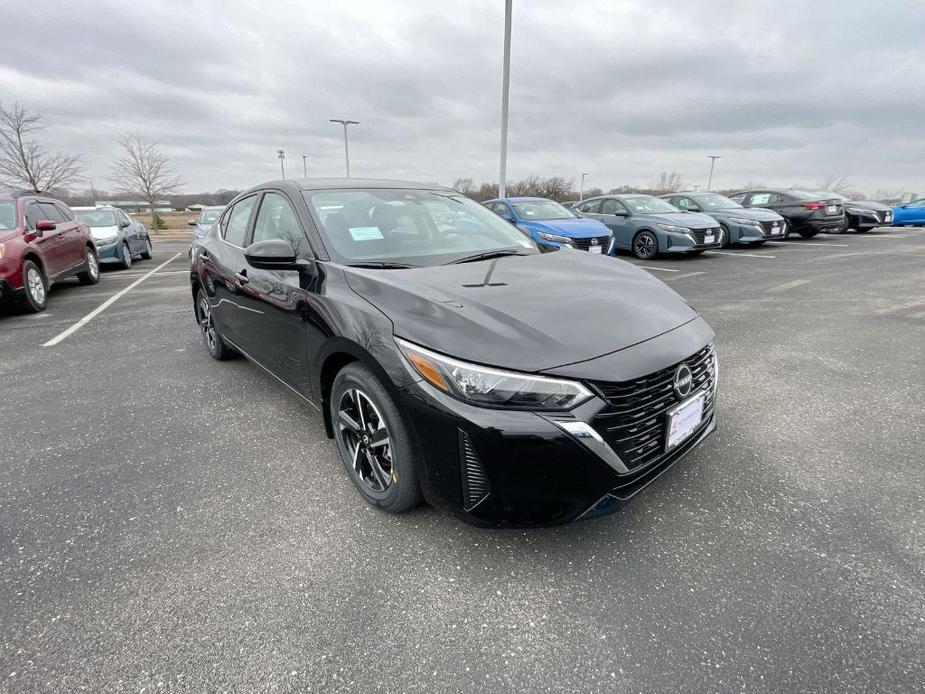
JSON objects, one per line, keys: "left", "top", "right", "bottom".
{"left": 1, "top": 0, "right": 923, "bottom": 195}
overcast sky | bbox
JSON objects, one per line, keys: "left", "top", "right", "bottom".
{"left": 2, "top": 0, "right": 923, "bottom": 195}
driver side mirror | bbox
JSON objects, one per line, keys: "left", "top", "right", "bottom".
{"left": 187, "top": 219, "right": 197, "bottom": 226}
{"left": 244, "top": 238, "right": 315, "bottom": 274}
{"left": 687, "top": 205, "right": 702, "bottom": 212}
{"left": 35, "top": 219, "right": 56, "bottom": 236}
{"left": 120, "top": 220, "right": 131, "bottom": 228}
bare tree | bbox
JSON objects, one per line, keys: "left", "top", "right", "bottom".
{"left": 110, "top": 133, "right": 183, "bottom": 228}
{"left": 743, "top": 180, "right": 766, "bottom": 190}
{"left": 651, "top": 170, "right": 684, "bottom": 193}
{"left": 0, "top": 102, "right": 83, "bottom": 192}
{"left": 452, "top": 177, "right": 475, "bottom": 196}
{"left": 819, "top": 174, "right": 851, "bottom": 193}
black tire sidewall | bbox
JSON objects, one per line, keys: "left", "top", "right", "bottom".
{"left": 21, "top": 260, "right": 47, "bottom": 312}
{"left": 196, "top": 288, "right": 228, "bottom": 360}
{"left": 330, "top": 363, "right": 421, "bottom": 513}
{"left": 122, "top": 242, "right": 132, "bottom": 269}
{"left": 78, "top": 247, "right": 100, "bottom": 285}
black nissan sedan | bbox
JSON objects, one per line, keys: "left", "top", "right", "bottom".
{"left": 189, "top": 179, "right": 718, "bottom": 526}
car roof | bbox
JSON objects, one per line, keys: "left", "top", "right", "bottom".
{"left": 243, "top": 178, "right": 456, "bottom": 196}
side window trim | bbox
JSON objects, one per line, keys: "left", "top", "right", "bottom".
{"left": 220, "top": 194, "right": 259, "bottom": 248}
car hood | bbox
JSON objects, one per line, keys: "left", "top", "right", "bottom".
{"left": 643, "top": 211, "right": 718, "bottom": 229}
{"left": 0, "top": 229, "right": 20, "bottom": 243}
{"left": 525, "top": 216, "right": 611, "bottom": 237}
{"left": 702, "top": 207, "right": 783, "bottom": 222}
{"left": 343, "top": 251, "right": 699, "bottom": 372}
{"left": 89, "top": 225, "right": 119, "bottom": 240}
{"left": 843, "top": 200, "right": 891, "bottom": 212}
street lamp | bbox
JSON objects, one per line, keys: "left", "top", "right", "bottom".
{"left": 706, "top": 155, "right": 721, "bottom": 191}
{"left": 277, "top": 149, "right": 286, "bottom": 179}
{"left": 330, "top": 119, "right": 359, "bottom": 177}
{"left": 302, "top": 154, "right": 310, "bottom": 178}
{"left": 498, "top": 0, "right": 513, "bottom": 198}
{"left": 579, "top": 172, "right": 590, "bottom": 201}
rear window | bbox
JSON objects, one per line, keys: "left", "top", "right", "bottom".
{"left": 0, "top": 201, "right": 14, "bottom": 230}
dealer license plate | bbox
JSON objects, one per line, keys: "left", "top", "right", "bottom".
{"left": 704, "top": 234, "right": 715, "bottom": 244}
{"left": 589, "top": 244, "right": 602, "bottom": 254}
{"left": 666, "top": 392, "right": 705, "bottom": 451}
{"left": 770, "top": 225, "right": 781, "bottom": 235}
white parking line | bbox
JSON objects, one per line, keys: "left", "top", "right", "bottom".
{"left": 705, "top": 250, "right": 776, "bottom": 259}
{"left": 765, "top": 241, "right": 850, "bottom": 248}
{"left": 641, "top": 266, "right": 680, "bottom": 273}
{"left": 672, "top": 271, "right": 707, "bottom": 280}
{"left": 768, "top": 279, "right": 811, "bottom": 293}
{"left": 875, "top": 298, "right": 925, "bottom": 315}
{"left": 855, "top": 234, "right": 911, "bottom": 239}
{"left": 42, "top": 253, "right": 182, "bottom": 347}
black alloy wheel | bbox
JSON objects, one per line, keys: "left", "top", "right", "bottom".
{"left": 196, "top": 289, "right": 231, "bottom": 360}
{"left": 632, "top": 230, "right": 658, "bottom": 260}
{"left": 331, "top": 363, "right": 421, "bottom": 513}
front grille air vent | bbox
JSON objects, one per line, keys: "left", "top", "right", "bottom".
{"left": 459, "top": 430, "right": 490, "bottom": 510}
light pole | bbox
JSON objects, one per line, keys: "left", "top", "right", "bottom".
{"left": 706, "top": 155, "right": 721, "bottom": 191}
{"left": 330, "top": 119, "right": 359, "bottom": 177}
{"left": 277, "top": 149, "right": 286, "bottom": 179}
{"left": 498, "top": 0, "right": 513, "bottom": 198}
{"left": 579, "top": 172, "right": 590, "bottom": 201}
{"left": 302, "top": 154, "right": 310, "bottom": 178}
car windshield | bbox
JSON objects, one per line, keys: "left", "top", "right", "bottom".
{"left": 691, "top": 193, "right": 742, "bottom": 209}
{"left": 813, "top": 190, "right": 847, "bottom": 201}
{"left": 304, "top": 188, "right": 538, "bottom": 267}
{"left": 622, "top": 196, "right": 679, "bottom": 214}
{"left": 788, "top": 190, "right": 827, "bottom": 201}
{"left": 0, "top": 201, "right": 14, "bottom": 230}
{"left": 76, "top": 210, "right": 117, "bottom": 227}
{"left": 199, "top": 209, "right": 221, "bottom": 223}
{"left": 511, "top": 200, "right": 574, "bottom": 220}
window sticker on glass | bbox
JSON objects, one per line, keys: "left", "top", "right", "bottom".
{"left": 349, "top": 226, "right": 384, "bottom": 241}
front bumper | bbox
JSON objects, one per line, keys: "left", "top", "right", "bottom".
{"left": 0, "top": 278, "right": 24, "bottom": 302}
{"left": 96, "top": 240, "right": 127, "bottom": 264}
{"left": 397, "top": 328, "right": 717, "bottom": 527}
{"left": 662, "top": 230, "right": 723, "bottom": 254}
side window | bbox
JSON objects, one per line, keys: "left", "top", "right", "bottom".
{"left": 769, "top": 193, "right": 785, "bottom": 204}
{"left": 750, "top": 193, "right": 771, "bottom": 206}
{"left": 673, "top": 197, "right": 689, "bottom": 210}
{"left": 578, "top": 199, "right": 602, "bottom": 214}
{"left": 728, "top": 193, "right": 747, "bottom": 204}
{"left": 600, "top": 199, "right": 626, "bottom": 215}
{"left": 38, "top": 202, "right": 66, "bottom": 222}
{"left": 24, "top": 202, "right": 43, "bottom": 229}
{"left": 119, "top": 211, "right": 132, "bottom": 225}
{"left": 251, "top": 192, "right": 306, "bottom": 254}
{"left": 223, "top": 196, "right": 257, "bottom": 246}
{"left": 54, "top": 203, "right": 75, "bottom": 221}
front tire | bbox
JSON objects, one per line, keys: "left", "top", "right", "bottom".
{"left": 719, "top": 224, "right": 731, "bottom": 248}
{"left": 21, "top": 260, "right": 48, "bottom": 313}
{"left": 140, "top": 237, "right": 153, "bottom": 260}
{"left": 120, "top": 242, "right": 133, "bottom": 269}
{"left": 632, "top": 230, "right": 658, "bottom": 260}
{"left": 331, "top": 363, "right": 422, "bottom": 514}
{"left": 799, "top": 229, "right": 819, "bottom": 238}
{"left": 195, "top": 288, "right": 232, "bottom": 360}
{"left": 77, "top": 247, "right": 100, "bottom": 285}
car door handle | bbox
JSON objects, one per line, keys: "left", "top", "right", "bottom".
{"left": 235, "top": 270, "right": 249, "bottom": 285}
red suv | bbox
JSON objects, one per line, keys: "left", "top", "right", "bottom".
{"left": 0, "top": 190, "right": 99, "bottom": 312}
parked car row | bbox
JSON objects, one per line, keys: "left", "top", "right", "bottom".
{"left": 483, "top": 185, "right": 909, "bottom": 260}
{"left": 0, "top": 191, "right": 152, "bottom": 313}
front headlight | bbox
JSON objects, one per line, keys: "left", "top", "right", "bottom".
{"left": 535, "top": 231, "right": 574, "bottom": 245}
{"left": 397, "top": 338, "right": 594, "bottom": 410}
{"left": 729, "top": 217, "right": 762, "bottom": 226}
{"left": 657, "top": 224, "right": 690, "bottom": 234}
{"left": 94, "top": 234, "right": 118, "bottom": 244}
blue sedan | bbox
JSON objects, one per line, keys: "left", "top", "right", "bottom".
{"left": 892, "top": 198, "right": 925, "bottom": 226}
{"left": 483, "top": 197, "right": 613, "bottom": 253}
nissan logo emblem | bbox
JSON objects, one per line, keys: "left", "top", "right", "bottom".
{"left": 673, "top": 364, "right": 693, "bottom": 399}
{"left": 591, "top": 237, "right": 599, "bottom": 246}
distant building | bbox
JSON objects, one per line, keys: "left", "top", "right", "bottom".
{"left": 96, "top": 200, "right": 173, "bottom": 213}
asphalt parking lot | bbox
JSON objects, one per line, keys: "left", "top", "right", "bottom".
{"left": 1, "top": 231, "right": 923, "bottom": 692}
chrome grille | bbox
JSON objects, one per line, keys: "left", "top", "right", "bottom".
{"left": 589, "top": 345, "right": 716, "bottom": 471}
{"left": 691, "top": 228, "right": 721, "bottom": 245}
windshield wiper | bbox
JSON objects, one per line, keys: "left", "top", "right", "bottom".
{"left": 346, "top": 261, "right": 418, "bottom": 269}
{"left": 448, "top": 249, "right": 531, "bottom": 265}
